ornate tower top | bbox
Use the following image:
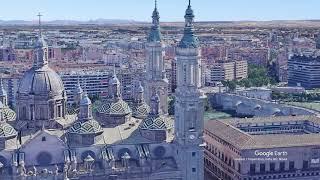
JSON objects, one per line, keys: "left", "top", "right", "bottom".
{"left": 75, "top": 76, "right": 83, "bottom": 94}
{"left": 80, "top": 92, "right": 91, "bottom": 106}
{"left": 33, "top": 13, "right": 49, "bottom": 68}
{"left": 109, "top": 66, "right": 121, "bottom": 100}
{"left": 148, "top": 0, "right": 161, "bottom": 42}
{"left": 150, "top": 91, "right": 160, "bottom": 115}
{"left": 178, "top": 0, "right": 199, "bottom": 48}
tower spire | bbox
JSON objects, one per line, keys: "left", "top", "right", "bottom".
{"left": 37, "top": 13, "right": 43, "bottom": 36}
{"left": 178, "top": 0, "right": 199, "bottom": 48}
{"left": 148, "top": 0, "right": 161, "bottom": 42}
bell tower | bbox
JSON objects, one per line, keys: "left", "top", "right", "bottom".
{"left": 174, "top": 1, "right": 206, "bottom": 180}
{"left": 144, "top": 0, "right": 169, "bottom": 115}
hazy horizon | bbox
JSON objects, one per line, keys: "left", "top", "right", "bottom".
{"left": 1, "top": 0, "right": 320, "bottom": 22}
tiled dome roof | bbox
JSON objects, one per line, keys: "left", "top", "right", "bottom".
{"left": 67, "top": 106, "right": 79, "bottom": 115}
{"left": 96, "top": 100, "right": 131, "bottom": 116}
{"left": 132, "top": 103, "right": 150, "bottom": 119}
{"left": 2, "top": 108, "right": 16, "bottom": 122}
{"left": 140, "top": 115, "right": 171, "bottom": 130}
{"left": 0, "top": 122, "right": 17, "bottom": 138}
{"left": 69, "top": 120, "right": 103, "bottom": 135}
{"left": 18, "top": 66, "right": 65, "bottom": 97}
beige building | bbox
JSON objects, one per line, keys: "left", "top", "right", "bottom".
{"left": 235, "top": 60, "right": 248, "bottom": 80}
{"left": 210, "top": 60, "right": 248, "bottom": 82}
{"left": 204, "top": 115, "right": 320, "bottom": 180}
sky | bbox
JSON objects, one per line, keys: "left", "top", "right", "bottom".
{"left": 0, "top": 0, "right": 319, "bottom": 22}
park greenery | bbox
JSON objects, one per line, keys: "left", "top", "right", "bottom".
{"left": 222, "top": 64, "right": 277, "bottom": 91}
{"left": 271, "top": 91, "right": 320, "bottom": 102}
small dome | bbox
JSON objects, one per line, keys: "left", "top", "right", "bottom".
{"left": 80, "top": 93, "right": 91, "bottom": 106}
{"left": 132, "top": 103, "right": 150, "bottom": 119}
{"left": 140, "top": 115, "right": 171, "bottom": 130}
{"left": 96, "top": 100, "right": 131, "bottom": 116}
{"left": 69, "top": 120, "right": 103, "bottom": 135}
{"left": 18, "top": 66, "right": 65, "bottom": 97}
{"left": 0, "top": 122, "right": 17, "bottom": 139}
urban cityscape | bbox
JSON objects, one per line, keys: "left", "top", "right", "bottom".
{"left": 0, "top": 0, "right": 320, "bottom": 179}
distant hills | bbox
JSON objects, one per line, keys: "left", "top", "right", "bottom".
{"left": 1, "top": 19, "right": 320, "bottom": 27}
{"left": 0, "top": 19, "right": 140, "bottom": 25}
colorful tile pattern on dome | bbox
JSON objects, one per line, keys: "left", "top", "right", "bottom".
{"left": 140, "top": 115, "right": 171, "bottom": 130}
{"left": 69, "top": 120, "right": 103, "bottom": 134}
{"left": 3, "top": 108, "right": 16, "bottom": 122}
{"left": 0, "top": 123, "right": 17, "bottom": 138}
{"left": 132, "top": 103, "right": 150, "bottom": 118}
{"left": 95, "top": 100, "right": 131, "bottom": 115}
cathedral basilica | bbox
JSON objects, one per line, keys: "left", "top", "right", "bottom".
{"left": 0, "top": 1, "right": 205, "bottom": 179}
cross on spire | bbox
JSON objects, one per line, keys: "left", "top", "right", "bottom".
{"left": 37, "top": 13, "right": 43, "bottom": 36}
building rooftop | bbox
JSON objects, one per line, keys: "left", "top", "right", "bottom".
{"left": 205, "top": 115, "right": 320, "bottom": 150}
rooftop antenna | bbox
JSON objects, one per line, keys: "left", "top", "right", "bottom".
{"left": 37, "top": 12, "right": 43, "bottom": 36}
{"left": 155, "top": 0, "right": 157, "bottom": 9}
{"left": 189, "top": 0, "right": 191, "bottom": 7}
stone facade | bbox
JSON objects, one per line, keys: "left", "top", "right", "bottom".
{"left": 174, "top": 2, "right": 206, "bottom": 180}
{"left": 144, "top": 3, "right": 169, "bottom": 115}
{"left": 205, "top": 116, "right": 320, "bottom": 180}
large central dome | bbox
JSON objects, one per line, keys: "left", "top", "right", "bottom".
{"left": 18, "top": 66, "right": 65, "bottom": 96}
{"left": 16, "top": 22, "right": 68, "bottom": 131}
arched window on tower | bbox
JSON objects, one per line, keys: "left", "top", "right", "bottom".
{"left": 190, "top": 65, "right": 194, "bottom": 85}
{"left": 183, "top": 64, "right": 187, "bottom": 84}
{"left": 30, "top": 105, "right": 34, "bottom": 120}
{"left": 20, "top": 106, "right": 27, "bottom": 120}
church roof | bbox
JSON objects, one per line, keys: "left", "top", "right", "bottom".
{"left": 18, "top": 66, "right": 65, "bottom": 97}
{"left": 140, "top": 114, "right": 172, "bottom": 130}
{"left": 95, "top": 99, "right": 132, "bottom": 116}
{"left": 2, "top": 108, "right": 16, "bottom": 122}
{"left": 69, "top": 120, "right": 103, "bottom": 135}
{"left": 132, "top": 103, "right": 150, "bottom": 119}
{"left": 0, "top": 122, "right": 17, "bottom": 139}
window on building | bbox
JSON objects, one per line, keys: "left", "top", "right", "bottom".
{"left": 279, "top": 162, "right": 285, "bottom": 171}
{"left": 260, "top": 163, "right": 266, "bottom": 173}
{"left": 250, "top": 164, "right": 256, "bottom": 174}
{"left": 303, "top": 161, "right": 308, "bottom": 169}
{"left": 289, "top": 161, "right": 295, "bottom": 171}
{"left": 192, "top": 152, "right": 196, "bottom": 157}
{"left": 270, "top": 163, "right": 275, "bottom": 172}
{"left": 30, "top": 105, "right": 34, "bottom": 120}
{"left": 192, "top": 168, "right": 196, "bottom": 172}
{"left": 22, "top": 106, "right": 27, "bottom": 119}
{"left": 42, "top": 137, "right": 46, "bottom": 141}
{"left": 58, "top": 105, "right": 62, "bottom": 117}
